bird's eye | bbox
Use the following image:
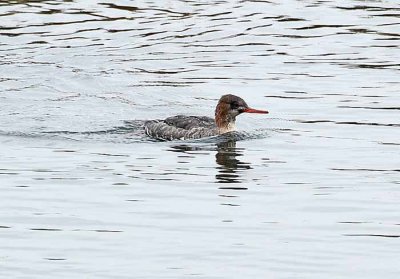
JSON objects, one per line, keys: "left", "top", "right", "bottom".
{"left": 231, "top": 101, "right": 239, "bottom": 109}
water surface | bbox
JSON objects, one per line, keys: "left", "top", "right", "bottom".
{"left": 0, "top": 0, "right": 399, "bottom": 278}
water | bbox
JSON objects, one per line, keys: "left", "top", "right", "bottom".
{"left": 1, "top": 0, "right": 399, "bottom": 278}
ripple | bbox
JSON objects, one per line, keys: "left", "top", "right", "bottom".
{"left": 297, "top": 120, "right": 400, "bottom": 128}
{"left": 338, "top": 106, "right": 400, "bottom": 110}
{"left": 344, "top": 234, "right": 400, "bottom": 238}
{"left": 332, "top": 168, "right": 400, "bottom": 173}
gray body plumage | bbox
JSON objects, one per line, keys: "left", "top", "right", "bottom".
{"left": 144, "top": 115, "right": 218, "bottom": 140}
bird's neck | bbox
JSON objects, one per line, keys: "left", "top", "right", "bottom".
{"left": 215, "top": 106, "right": 236, "bottom": 134}
{"left": 217, "top": 121, "right": 236, "bottom": 134}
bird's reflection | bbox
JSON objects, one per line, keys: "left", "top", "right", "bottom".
{"left": 170, "top": 137, "right": 251, "bottom": 185}
{"left": 215, "top": 140, "right": 251, "bottom": 184}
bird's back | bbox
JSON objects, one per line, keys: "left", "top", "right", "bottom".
{"left": 144, "top": 115, "right": 217, "bottom": 140}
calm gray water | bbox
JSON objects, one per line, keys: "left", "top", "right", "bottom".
{"left": 1, "top": 0, "right": 399, "bottom": 278}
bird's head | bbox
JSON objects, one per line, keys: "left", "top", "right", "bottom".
{"left": 215, "top": 94, "right": 268, "bottom": 133}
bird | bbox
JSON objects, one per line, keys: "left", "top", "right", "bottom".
{"left": 144, "top": 94, "right": 268, "bottom": 140}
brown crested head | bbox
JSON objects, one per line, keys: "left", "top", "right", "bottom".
{"left": 214, "top": 94, "right": 268, "bottom": 132}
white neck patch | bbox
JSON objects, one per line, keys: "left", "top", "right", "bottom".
{"left": 218, "top": 122, "right": 236, "bottom": 134}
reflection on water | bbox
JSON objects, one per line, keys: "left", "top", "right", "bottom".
{"left": 215, "top": 140, "right": 251, "bottom": 184}
{"left": 170, "top": 138, "right": 252, "bottom": 185}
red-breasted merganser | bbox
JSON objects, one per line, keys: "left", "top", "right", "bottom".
{"left": 144, "top": 94, "right": 268, "bottom": 140}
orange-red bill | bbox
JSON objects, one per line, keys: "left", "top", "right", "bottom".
{"left": 243, "top": 108, "right": 269, "bottom": 114}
